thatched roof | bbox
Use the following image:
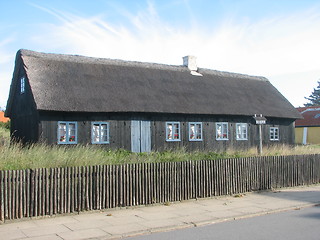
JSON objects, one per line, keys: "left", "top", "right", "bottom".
{"left": 6, "top": 49, "right": 301, "bottom": 119}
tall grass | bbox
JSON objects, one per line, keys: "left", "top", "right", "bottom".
{"left": 0, "top": 123, "right": 10, "bottom": 146}
{"left": 0, "top": 126, "right": 319, "bottom": 170}
{"left": 0, "top": 143, "right": 239, "bottom": 170}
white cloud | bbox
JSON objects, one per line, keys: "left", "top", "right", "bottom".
{"left": 0, "top": 71, "right": 11, "bottom": 109}
{"left": 0, "top": 38, "right": 16, "bottom": 109}
{"left": 24, "top": 3, "right": 320, "bottom": 107}
{"left": 197, "top": 8, "right": 320, "bottom": 76}
{"left": 0, "top": 38, "right": 14, "bottom": 64}
{"left": 270, "top": 70, "right": 320, "bottom": 107}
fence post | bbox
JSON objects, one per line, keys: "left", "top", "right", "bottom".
{"left": 0, "top": 171, "right": 4, "bottom": 222}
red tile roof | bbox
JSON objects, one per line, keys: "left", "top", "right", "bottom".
{"left": 295, "top": 106, "right": 320, "bottom": 127}
{"left": 0, "top": 111, "right": 9, "bottom": 123}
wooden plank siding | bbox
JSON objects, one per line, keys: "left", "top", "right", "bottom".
{"left": 0, "top": 154, "right": 319, "bottom": 222}
{"left": 37, "top": 113, "right": 295, "bottom": 152}
{"left": 40, "top": 119, "right": 132, "bottom": 150}
{"left": 8, "top": 63, "right": 39, "bottom": 144}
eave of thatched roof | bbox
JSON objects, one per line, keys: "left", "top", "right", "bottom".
{"left": 6, "top": 49, "right": 302, "bottom": 120}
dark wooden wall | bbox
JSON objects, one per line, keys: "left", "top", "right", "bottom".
{"left": 9, "top": 64, "right": 39, "bottom": 143}
{"left": 40, "top": 119, "right": 131, "bottom": 150}
{"left": 151, "top": 115, "right": 294, "bottom": 152}
{"left": 37, "top": 112, "right": 295, "bottom": 152}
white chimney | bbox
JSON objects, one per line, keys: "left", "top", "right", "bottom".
{"left": 183, "top": 55, "right": 202, "bottom": 76}
{"left": 183, "top": 55, "right": 197, "bottom": 71}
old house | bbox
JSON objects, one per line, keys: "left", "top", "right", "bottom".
{"left": 5, "top": 49, "right": 301, "bottom": 152}
{"left": 295, "top": 106, "right": 320, "bottom": 145}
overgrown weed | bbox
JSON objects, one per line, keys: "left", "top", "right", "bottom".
{"left": 0, "top": 125, "right": 319, "bottom": 170}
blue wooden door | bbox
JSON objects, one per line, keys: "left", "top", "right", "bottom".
{"left": 131, "top": 120, "right": 151, "bottom": 152}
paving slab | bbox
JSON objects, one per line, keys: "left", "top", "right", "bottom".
{"left": 137, "top": 218, "right": 187, "bottom": 229}
{"left": 21, "top": 224, "right": 71, "bottom": 238}
{"left": 33, "top": 216, "right": 79, "bottom": 226}
{"left": 0, "top": 229, "right": 27, "bottom": 240}
{"left": 105, "top": 208, "right": 144, "bottom": 218}
{"left": 0, "top": 220, "right": 38, "bottom": 232}
{"left": 231, "top": 206, "right": 272, "bottom": 214}
{"left": 167, "top": 205, "right": 214, "bottom": 216}
{"left": 63, "top": 218, "right": 113, "bottom": 231}
{"left": 71, "top": 211, "right": 111, "bottom": 221}
{"left": 103, "top": 215, "right": 146, "bottom": 226}
{"left": 57, "top": 228, "right": 110, "bottom": 240}
{"left": 134, "top": 211, "right": 181, "bottom": 221}
{"left": 101, "top": 223, "right": 148, "bottom": 236}
{"left": 177, "top": 213, "right": 220, "bottom": 223}
{"left": 24, "top": 234, "right": 63, "bottom": 240}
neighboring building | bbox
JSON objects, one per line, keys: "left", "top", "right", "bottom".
{"left": 0, "top": 111, "right": 9, "bottom": 123}
{"left": 5, "top": 49, "right": 301, "bottom": 152}
{"left": 295, "top": 106, "right": 320, "bottom": 145}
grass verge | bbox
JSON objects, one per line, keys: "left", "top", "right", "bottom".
{"left": 0, "top": 126, "right": 319, "bottom": 170}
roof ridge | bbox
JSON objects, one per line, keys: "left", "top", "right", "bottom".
{"left": 19, "top": 49, "right": 183, "bottom": 70}
{"left": 199, "top": 68, "right": 268, "bottom": 81}
{"left": 19, "top": 49, "right": 267, "bottom": 81}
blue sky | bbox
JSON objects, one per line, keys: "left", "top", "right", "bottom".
{"left": 1, "top": 0, "right": 320, "bottom": 109}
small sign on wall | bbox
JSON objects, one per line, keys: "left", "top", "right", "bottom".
{"left": 253, "top": 114, "right": 267, "bottom": 125}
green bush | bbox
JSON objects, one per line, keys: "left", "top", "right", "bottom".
{"left": 0, "top": 120, "right": 10, "bottom": 130}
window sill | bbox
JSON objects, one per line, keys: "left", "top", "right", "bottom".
{"left": 58, "top": 142, "right": 78, "bottom": 145}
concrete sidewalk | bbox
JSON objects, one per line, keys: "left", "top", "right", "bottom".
{"left": 1, "top": 185, "right": 319, "bottom": 240}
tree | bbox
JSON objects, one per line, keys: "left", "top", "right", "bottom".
{"left": 304, "top": 81, "right": 320, "bottom": 107}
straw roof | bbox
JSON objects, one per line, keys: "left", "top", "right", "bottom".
{"left": 6, "top": 49, "right": 301, "bottom": 119}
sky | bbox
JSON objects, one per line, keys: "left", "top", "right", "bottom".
{"left": 1, "top": 0, "right": 320, "bottom": 110}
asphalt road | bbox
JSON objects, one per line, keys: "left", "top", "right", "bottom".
{"left": 127, "top": 205, "right": 320, "bottom": 240}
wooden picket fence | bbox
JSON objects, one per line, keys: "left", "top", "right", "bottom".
{"left": 1, "top": 154, "right": 320, "bottom": 222}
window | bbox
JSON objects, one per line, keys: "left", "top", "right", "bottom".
{"left": 166, "top": 122, "right": 181, "bottom": 141}
{"left": 216, "top": 122, "right": 228, "bottom": 140}
{"left": 236, "top": 123, "right": 248, "bottom": 140}
{"left": 92, "top": 122, "right": 109, "bottom": 144}
{"left": 189, "top": 122, "right": 202, "bottom": 141}
{"left": 270, "top": 127, "right": 279, "bottom": 141}
{"left": 58, "top": 121, "right": 77, "bottom": 144}
{"left": 20, "top": 77, "right": 25, "bottom": 94}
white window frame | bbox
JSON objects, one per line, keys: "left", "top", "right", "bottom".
{"left": 57, "top": 121, "right": 78, "bottom": 144}
{"left": 91, "top": 122, "right": 110, "bottom": 144}
{"left": 270, "top": 127, "right": 279, "bottom": 141}
{"left": 20, "top": 77, "right": 25, "bottom": 94}
{"left": 189, "top": 122, "right": 203, "bottom": 141}
{"left": 216, "top": 122, "right": 228, "bottom": 140}
{"left": 166, "top": 122, "right": 181, "bottom": 142}
{"left": 236, "top": 123, "right": 248, "bottom": 140}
